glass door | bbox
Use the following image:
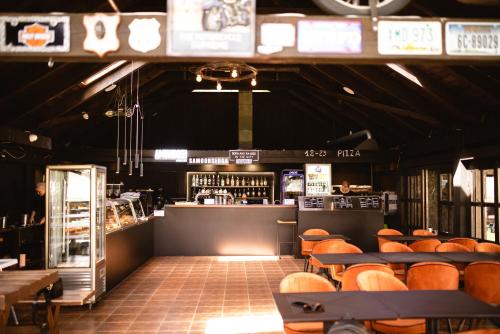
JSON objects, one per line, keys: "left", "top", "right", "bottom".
{"left": 95, "top": 168, "right": 106, "bottom": 262}
{"left": 48, "top": 168, "right": 91, "bottom": 268}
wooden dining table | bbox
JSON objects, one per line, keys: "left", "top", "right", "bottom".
{"left": 0, "top": 270, "right": 59, "bottom": 334}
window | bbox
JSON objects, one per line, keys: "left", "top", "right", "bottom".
{"left": 406, "top": 172, "right": 423, "bottom": 229}
{"left": 439, "top": 173, "right": 454, "bottom": 233}
{"left": 471, "top": 169, "right": 497, "bottom": 242}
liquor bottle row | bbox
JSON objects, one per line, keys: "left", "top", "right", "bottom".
{"left": 195, "top": 187, "right": 268, "bottom": 199}
{"left": 192, "top": 174, "right": 269, "bottom": 188}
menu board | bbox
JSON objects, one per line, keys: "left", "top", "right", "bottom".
{"left": 305, "top": 164, "right": 331, "bottom": 196}
{"left": 446, "top": 22, "right": 500, "bottom": 56}
{"left": 378, "top": 20, "right": 442, "bottom": 55}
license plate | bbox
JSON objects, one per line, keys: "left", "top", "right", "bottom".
{"left": 446, "top": 22, "right": 500, "bottom": 56}
{"left": 378, "top": 21, "right": 442, "bottom": 55}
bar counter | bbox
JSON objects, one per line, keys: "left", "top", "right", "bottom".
{"left": 155, "top": 205, "right": 297, "bottom": 256}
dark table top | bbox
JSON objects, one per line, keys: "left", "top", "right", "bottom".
{"left": 273, "top": 290, "right": 500, "bottom": 323}
{"left": 312, "top": 252, "right": 500, "bottom": 265}
{"left": 299, "top": 234, "right": 351, "bottom": 242}
{"left": 375, "top": 235, "right": 459, "bottom": 242}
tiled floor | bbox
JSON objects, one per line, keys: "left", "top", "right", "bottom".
{"left": 59, "top": 256, "right": 303, "bottom": 334}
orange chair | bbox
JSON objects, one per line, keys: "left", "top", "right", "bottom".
{"left": 449, "top": 238, "right": 479, "bottom": 252}
{"left": 301, "top": 229, "right": 329, "bottom": 271}
{"left": 279, "top": 272, "right": 336, "bottom": 334}
{"left": 308, "top": 239, "right": 347, "bottom": 273}
{"left": 341, "top": 263, "right": 394, "bottom": 291}
{"left": 407, "top": 262, "right": 459, "bottom": 290}
{"left": 464, "top": 261, "right": 500, "bottom": 305}
{"left": 408, "top": 239, "right": 441, "bottom": 252}
{"left": 381, "top": 242, "right": 414, "bottom": 280}
{"left": 436, "top": 242, "right": 471, "bottom": 275}
{"left": 316, "top": 242, "right": 363, "bottom": 287}
{"left": 356, "top": 270, "right": 425, "bottom": 334}
{"left": 412, "top": 229, "right": 434, "bottom": 236}
{"left": 475, "top": 242, "right": 500, "bottom": 253}
{"left": 377, "top": 228, "right": 403, "bottom": 251}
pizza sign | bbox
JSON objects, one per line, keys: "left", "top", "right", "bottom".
{"left": 0, "top": 16, "right": 70, "bottom": 52}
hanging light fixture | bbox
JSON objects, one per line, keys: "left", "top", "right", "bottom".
{"left": 82, "top": 111, "right": 90, "bottom": 120}
{"left": 191, "top": 62, "right": 258, "bottom": 89}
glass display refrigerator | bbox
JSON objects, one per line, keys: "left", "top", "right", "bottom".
{"left": 304, "top": 164, "right": 332, "bottom": 196}
{"left": 281, "top": 169, "right": 304, "bottom": 205}
{"left": 46, "top": 165, "right": 106, "bottom": 302}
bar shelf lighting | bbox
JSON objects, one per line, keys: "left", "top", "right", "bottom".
{"left": 80, "top": 60, "right": 127, "bottom": 86}
{"left": 386, "top": 63, "right": 423, "bottom": 87}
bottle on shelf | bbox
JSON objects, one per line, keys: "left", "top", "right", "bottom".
{"left": 263, "top": 177, "right": 268, "bottom": 186}
{"left": 257, "top": 188, "right": 261, "bottom": 197}
{"left": 226, "top": 174, "right": 230, "bottom": 186}
{"left": 230, "top": 175, "right": 235, "bottom": 186}
{"left": 251, "top": 177, "right": 255, "bottom": 186}
{"left": 246, "top": 188, "right": 250, "bottom": 197}
{"left": 207, "top": 175, "right": 212, "bottom": 186}
{"left": 203, "top": 174, "right": 207, "bottom": 186}
{"left": 221, "top": 175, "right": 225, "bottom": 186}
{"left": 212, "top": 175, "right": 216, "bottom": 186}
{"left": 216, "top": 175, "right": 220, "bottom": 187}
{"left": 251, "top": 189, "right": 255, "bottom": 197}
{"left": 236, "top": 177, "right": 240, "bottom": 186}
{"left": 192, "top": 175, "right": 196, "bottom": 187}
{"left": 242, "top": 177, "right": 246, "bottom": 186}
{"left": 263, "top": 188, "right": 267, "bottom": 197}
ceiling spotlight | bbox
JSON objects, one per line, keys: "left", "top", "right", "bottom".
{"left": 105, "top": 110, "right": 115, "bottom": 117}
{"left": 343, "top": 86, "right": 355, "bottom": 95}
{"left": 216, "top": 81, "right": 222, "bottom": 91}
{"left": 231, "top": 69, "right": 238, "bottom": 78}
{"left": 195, "top": 74, "right": 202, "bottom": 82}
{"left": 105, "top": 83, "right": 117, "bottom": 92}
{"left": 82, "top": 112, "right": 89, "bottom": 120}
{"left": 28, "top": 133, "right": 38, "bottom": 143}
{"left": 250, "top": 78, "right": 257, "bottom": 87}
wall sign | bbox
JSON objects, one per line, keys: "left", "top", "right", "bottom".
{"left": 337, "top": 149, "right": 361, "bottom": 158}
{"left": 188, "top": 157, "right": 229, "bottom": 165}
{"left": 304, "top": 150, "right": 327, "bottom": 158}
{"left": 297, "top": 20, "right": 362, "bottom": 54}
{"left": 0, "top": 16, "right": 70, "bottom": 52}
{"left": 167, "top": 0, "right": 256, "bottom": 57}
{"left": 128, "top": 18, "right": 161, "bottom": 53}
{"left": 378, "top": 20, "right": 442, "bottom": 55}
{"left": 257, "top": 23, "right": 295, "bottom": 55}
{"left": 229, "top": 150, "right": 259, "bottom": 164}
{"left": 83, "top": 14, "right": 120, "bottom": 57}
{"left": 446, "top": 22, "right": 500, "bottom": 56}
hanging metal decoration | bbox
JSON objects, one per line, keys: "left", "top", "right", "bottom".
{"left": 113, "top": 63, "right": 145, "bottom": 177}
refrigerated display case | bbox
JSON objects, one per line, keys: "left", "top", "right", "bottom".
{"left": 304, "top": 164, "right": 331, "bottom": 196}
{"left": 281, "top": 169, "right": 304, "bottom": 204}
{"left": 46, "top": 164, "right": 106, "bottom": 302}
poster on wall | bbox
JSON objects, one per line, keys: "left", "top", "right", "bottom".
{"left": 167, "top": 0, "right": 255, "bottom": 57}
{"left": 0, "top": 16, "right": 70, "bottom": 52}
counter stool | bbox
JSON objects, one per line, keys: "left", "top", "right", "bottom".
{"left": 276, "top": 220, "right": 297, "bottom": 258}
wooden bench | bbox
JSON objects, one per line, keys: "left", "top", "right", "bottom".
{"left": 14, "top": 290, "right": 95, "bottom": 334}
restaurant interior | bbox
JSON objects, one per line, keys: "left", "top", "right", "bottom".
{"left": 0, "top": 0, "right": 500, "bottom": 333}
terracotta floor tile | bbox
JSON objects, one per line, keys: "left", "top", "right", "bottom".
{"left": 159, "top": 321, "right": 192, "bottom": 331}
{"left": 97, "top": 321, "right": 132, "bottom": 331}
{"left": 128, "top": 321, "right": 162, "bottom": 331}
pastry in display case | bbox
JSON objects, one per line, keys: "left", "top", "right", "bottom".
{"left": 105, "top": 200, "right": 121, "bottom": 233}
{"left": 111, "top": 199, "right": 136, "bottom": 227}
{"left": 46, "top": 164, "right": 106, "bottom": 302}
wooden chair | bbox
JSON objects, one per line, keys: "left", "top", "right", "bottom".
{"left": 475, "top": 242, "right": 500, "bottom": 253}
{"left": 412, "top": 229, "right": 434, "bottom": 236}
{"left": 408, "top": 239, "right": 441, "bottom": 252}
{"left": 377, "top": 228, "right": 403, "bottom": 251}
{"left": 356, "top": 270, "right": 425, "bottom": 334}
{"left": 279, "top": 273, "right": 335, "bottom": 334}
{"left": 308, "top": 239, "right": 347, "bottom": 274}
{"left": 301, "top": 229, "right": 329, "bottom": 271}
{"left": 449, "top": 238, "right": 479, "bottom": 252}
{"left": 381, "top": 241, "right": 414, "bottom": 280}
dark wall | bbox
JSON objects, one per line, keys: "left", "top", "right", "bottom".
{"left": 0, "top": 161, "right": 43, "bottom": 223}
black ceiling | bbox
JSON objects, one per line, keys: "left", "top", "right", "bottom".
{"left": 0, "top": 0, "right": 500, "bottom": 156}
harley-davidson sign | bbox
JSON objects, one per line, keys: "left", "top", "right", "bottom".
{"left": 0, "top": 16, "right": 70, "bottom": 52}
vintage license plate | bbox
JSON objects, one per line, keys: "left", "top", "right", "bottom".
{"left": 378, "top": 20, "right": 442, "bottom": 55}
{"left": 446, "top": 22, "right": 500, "bottom": 56}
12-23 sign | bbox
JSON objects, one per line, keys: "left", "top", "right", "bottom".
{"left": 304, "top": 150, "right": 327, "bottom": 157}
